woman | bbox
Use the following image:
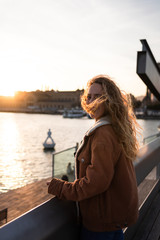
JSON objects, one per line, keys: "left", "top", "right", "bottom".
{"left": 47, "top": 75, "right": 140, "bottom": 240}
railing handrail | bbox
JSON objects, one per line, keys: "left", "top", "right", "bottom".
{"left": 124, "top": 137, "right": 160, "bottom": 239}
{"left": 53, "top": 145, "right": 77, "bottom": 156}
{"left": 0, "top": 198, "right": 79, "bottom": 240}
{"left": 143, "top": 132, "right": 160, "bottom": 144}
{"left": 135, "top": 136, "right": 160, "bottom": 185}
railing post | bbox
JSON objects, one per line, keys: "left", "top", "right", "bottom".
{"left": 52, "top": 153, "right": 54, "bottom": 177}
{"left": 156, "top": 162, "right": 160, "bottom": 179}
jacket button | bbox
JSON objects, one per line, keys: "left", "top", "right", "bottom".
{"left": 81, "top": 158, "right": 85, "bottom": 163}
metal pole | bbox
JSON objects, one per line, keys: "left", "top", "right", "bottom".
{"left": 156, "top": 162, "right": 160, "bottom": 179}
{"left": 52, "top": 153, "right": 54, "bottom": 177}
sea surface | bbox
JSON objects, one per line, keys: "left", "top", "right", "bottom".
{"left": 0, "top": 112, "right": 160, "bottom": 193}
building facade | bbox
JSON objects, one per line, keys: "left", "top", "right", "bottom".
{"left": 0, "top": 90, "right": 84, "bottom": 113}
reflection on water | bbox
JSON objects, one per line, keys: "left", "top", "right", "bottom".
{"left": 0, "top": 116, "right": 24, "bottom": 191}
{"left": 0, "top": 112, "right": 160, "bottom": 193}
{"left": 0, "top": 113, "right": 93, "bottom": 193}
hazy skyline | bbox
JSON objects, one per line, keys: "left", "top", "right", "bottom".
{"left": 0, "top": 0, "right": 160, "bottom": 97}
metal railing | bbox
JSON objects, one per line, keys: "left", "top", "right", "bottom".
{"left": 52, "top": 144, "right": 78, "bottom": 182}
{"left": 143, "top": 132, "right": 160, "bottom": 145}
{"left": 124, "top": 137, "right": 160, "bottom": 239}
{"left": 0, "top": 138, "right": 160, "bottom": 240}
{"left": 0, "top": 198, "right": 79, "bottom": 240}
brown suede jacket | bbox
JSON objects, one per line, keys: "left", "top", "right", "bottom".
{"left": 48, "top": 116, "right": 139, "bottom": 232}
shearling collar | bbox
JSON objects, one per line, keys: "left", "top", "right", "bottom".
{"left": 85, "top": 115, "right": 111, "bottom": 137}
{"left": 75, "top": 116, "right": 111, "bottom": 159}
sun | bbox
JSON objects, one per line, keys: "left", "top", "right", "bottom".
{"left": 0, "top": 83, "right": 17, "bottom": 97}
{"left": 0, "top": 89, "right": 16, "bottom": 97}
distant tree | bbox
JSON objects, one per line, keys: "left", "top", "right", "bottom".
{"left": 129, "top": 94, "right": 142, "bottom": 109}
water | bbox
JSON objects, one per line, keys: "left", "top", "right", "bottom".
{"left": 0, "top": 112, "right": 160, "bottom": 193}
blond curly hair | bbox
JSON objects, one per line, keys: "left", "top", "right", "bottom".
{"left": 81, "top": 75, "right": 140, "bottom": 161}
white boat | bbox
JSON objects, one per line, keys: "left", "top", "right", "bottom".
{"left": 43, "top": 129, "right": 56, "bottom": 150}
{"left": 63, "top": 108, "right": 86, "bottom": 118}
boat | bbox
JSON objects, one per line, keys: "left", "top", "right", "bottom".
{"left": 63, "top": 108, "right": 86, "bottom": 118}
{"left": 43, "top": 129, "right": 56, "bottom": 150}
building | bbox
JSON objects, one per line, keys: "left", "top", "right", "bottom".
{"left": 0, "top": 90, "right": 84, "bottom": 113}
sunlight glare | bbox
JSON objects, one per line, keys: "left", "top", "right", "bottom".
{"left": 0, "top": 117, "right": 24, "bottom": 191}
{"left": 0, "top": 84, "right": 17, "bottom": 97}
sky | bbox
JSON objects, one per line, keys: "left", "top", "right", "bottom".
{"left": 0, "top": 0, "right": 160, "bottom": 97}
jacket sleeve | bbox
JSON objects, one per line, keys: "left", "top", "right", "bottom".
{"left": 48, "top": 138, "right": 117, "bottom": 201}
